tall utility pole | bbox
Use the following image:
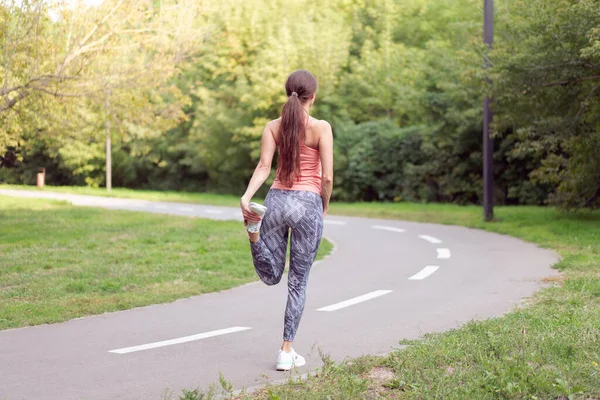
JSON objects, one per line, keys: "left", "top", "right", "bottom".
{"left": 105, "top": 87, "right": 112, "bottom": 192}
{"left": 483, "top": 0, "right": 494, "bottom": 221}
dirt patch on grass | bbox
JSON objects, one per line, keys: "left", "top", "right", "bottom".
{"left": 362, "top": 366, "right": 398, "bottom": 399}
{"left": 109, "top": 234, "right": 132, "bottom": 242}
{"left": 541, "top": 274, "right": 567, "bottom": 286}
{"left": 366, "top": 366, "right": 395, "bottom": 385}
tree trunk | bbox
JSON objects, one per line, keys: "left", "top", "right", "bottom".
{"left": 105, "top": 88, "right": 112, "bottom": 191}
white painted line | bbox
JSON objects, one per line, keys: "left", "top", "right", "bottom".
{"left": 437, "top": 248, "right": 451, "bottom": 259}
{"left": 316, "top": 290, "right": 393, "bottom": 312}
{"left": 154, "top": 204, "right": 168, "bottom": 210}
{"left": 418, "top": 234, "right": 442, "bottom": 244}
{"left": 324, "top": 220, "right": 347, "bottom": 226}
{"left": 372, "top": 225, "right": 405, "bottom": 233}
{"left": 131, "top": 204, "right": 147, "bottom": 208}
{"left": 108, "top": 327, "right": 252, "bottom": 354}
{"left": 204, "top": 209, "right": 223, "bottom": 215}
{"left": 178, "top": 206, "right": 194, "bottom": 212}
{"left": 409, "top": 266, "right": 439, "bottom": 280}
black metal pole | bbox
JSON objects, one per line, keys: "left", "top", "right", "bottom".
{"left": 483, "top": 0, "right": 494, "bottom": 221}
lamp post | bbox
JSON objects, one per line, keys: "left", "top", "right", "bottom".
{"left": 483, "top": 0, "right": 494, "bottom": 221}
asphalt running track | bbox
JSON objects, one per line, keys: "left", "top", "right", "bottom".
{"left": 0, "top": 189, "right": 559, "bottom": 400}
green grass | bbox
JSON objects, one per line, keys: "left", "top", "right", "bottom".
{"left": 0, "top": 196, "right": 332, "bottom": 330}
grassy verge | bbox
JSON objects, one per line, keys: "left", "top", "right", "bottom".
{"left": 232, "top": 206, "right": 599, "bottom": 399}
{"left": 0, "top": 196, "right": 332, "bottom": 330}
{"left": 0, "top": 184, "right": 244, "bottom": 207}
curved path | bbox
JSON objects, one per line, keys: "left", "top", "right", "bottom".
{"left": 0, "top": 189, "right": 558, "bottom": 400}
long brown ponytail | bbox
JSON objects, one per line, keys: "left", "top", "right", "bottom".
{"left": 277, "top": 70, "right": 318, "bottom": 187}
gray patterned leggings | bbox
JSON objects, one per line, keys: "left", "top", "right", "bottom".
{"left": 250, "top": 189, "right": 324, "bottom": 341}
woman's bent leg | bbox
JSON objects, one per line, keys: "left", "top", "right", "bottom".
{"left": 250, "top": 190, "right": 289, "bottom": 286}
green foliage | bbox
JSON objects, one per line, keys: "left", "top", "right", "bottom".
{"left": 2, "top": 0, "right": 599, "bottom": 209}
{"left": 1, "top": 0, "right": 196, "bottom": 185}
{"left": 334, "top": 120, "right": 424, "bottom": 201}
{"left": 493, "top": 0, "right": 600, "bottom": 209}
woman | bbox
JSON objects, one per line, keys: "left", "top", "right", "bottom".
{"left": 240, "top": 70, "right": 333, "bottom": 371}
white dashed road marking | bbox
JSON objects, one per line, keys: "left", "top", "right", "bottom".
{"left": 108, "top": 327, "right": 252, "bottom": 354}
{"left": 418, "top": 235, "right": 442, "bottom": 244}
{"left": 409, "top": 266, "right": 439, "bottom": 280}
{"left": 178, "top": 206, "right": 194, "bottom": 212}
{"left": 371, "top": 225, "right": 405, "bottom": 233}
{"left": 437, "top": 248, "right": 451, "bottom": 259}
{"left": 324, "top": 220, "right": 347, "bottom": 226}
{"left": 316, "top": 290, "right": 393, "bottom": 312}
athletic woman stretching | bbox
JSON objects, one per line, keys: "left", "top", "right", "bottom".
{"left": 240, "top": 70, "right": 333, "bottom": 371}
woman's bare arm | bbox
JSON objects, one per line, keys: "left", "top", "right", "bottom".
{"left": 319, "top": 121, "right": 334, "bottom": 216}
{"left": 241, "top": 122, "right": 277, "bottom": 221}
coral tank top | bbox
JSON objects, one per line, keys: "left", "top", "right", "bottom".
{"left": 272, "top": 141, "right": 322, "bottom": 194}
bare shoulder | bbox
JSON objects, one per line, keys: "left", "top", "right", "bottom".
{"left": 266, "top": 118, "right": 282, "bottom": 133}
{"left": 310, "top": 118, "right": 332, "bottom": 135}
{"left": 316, "top": 119, "right": 332, "bottom": 141}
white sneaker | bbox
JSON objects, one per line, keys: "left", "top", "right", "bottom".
{"left": 247, "top": 202, "right": 267, "bottom": 233}
{"left": 276, "top": 349, "right": 306, "bottom": 371}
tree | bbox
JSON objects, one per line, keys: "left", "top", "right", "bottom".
{"left": 492, "top": 0, "right": 600, "bottom": 209}
{"left": 1, "top": 0, "right": 201, "bottom": 186}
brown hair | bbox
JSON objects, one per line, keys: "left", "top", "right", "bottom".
{"left": 277, "top": 70, "right": 318, "bottom": 187}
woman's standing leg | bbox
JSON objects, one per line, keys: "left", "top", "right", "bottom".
{"left": 282, "top": 192, "right": 324, "bottom": 344}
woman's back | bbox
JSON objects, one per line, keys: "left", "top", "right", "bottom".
{"left": 271, "top": 117, "right": 323, "bottom": 194}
